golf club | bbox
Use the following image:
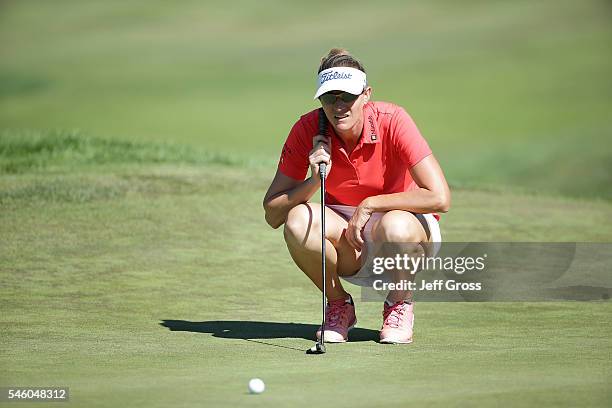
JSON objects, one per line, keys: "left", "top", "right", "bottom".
{"left": 307, "top": 109, "right": 328, "bottom": 355}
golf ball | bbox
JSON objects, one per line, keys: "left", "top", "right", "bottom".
{"left": 248, "top": 378, "right": 265, "bottom": 394}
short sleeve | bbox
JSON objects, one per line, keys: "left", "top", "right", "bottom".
{"left": 278, "top": 118, "right": 311, "bottom": 180}
{"left": 391, "top": 108, "right": 432, "bottom": 167}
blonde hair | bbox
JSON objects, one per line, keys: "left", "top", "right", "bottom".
{"left": 317, "top": 48, "right": 366, "bottom": 74}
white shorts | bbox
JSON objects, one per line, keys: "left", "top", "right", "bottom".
{"left": 327, "top": 204, "right": 442, "bottom": 287}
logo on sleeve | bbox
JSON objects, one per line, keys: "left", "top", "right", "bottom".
{"left": 368, "top": 116, "right": 377, "bottom": 141}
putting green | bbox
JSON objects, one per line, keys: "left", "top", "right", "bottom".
{"left": 1, "top": 134, "right": 610, "bottom": 407}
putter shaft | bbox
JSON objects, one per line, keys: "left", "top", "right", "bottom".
{"left": 319, "top": 163, "right": 327, "bottom": 347}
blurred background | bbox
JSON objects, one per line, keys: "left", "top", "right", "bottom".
{"left": 1, "top": 0, "right": 611, "bottom": 199}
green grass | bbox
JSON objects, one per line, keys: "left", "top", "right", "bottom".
{"left": 1, "top": 0, "right": 611, "bottom": 199}
{"left": 1, "top": 132, "right": 611, "bottom": 407}
{"left": 1, "top": 1, "right": 611, "bottom": 406}
{"left": 0, "top": 129, "right": 255, "bottom": 175}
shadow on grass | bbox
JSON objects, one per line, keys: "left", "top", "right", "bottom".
{"left": 159, "top": 320, "right": 379, "bottom": 343}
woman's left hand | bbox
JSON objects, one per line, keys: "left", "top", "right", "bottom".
{"left": 345, "top": 204, "right": 373, "bottom": 251}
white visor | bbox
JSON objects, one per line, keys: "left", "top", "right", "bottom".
{"left": 313, "top": 67, "right": 367, "bottom": 99}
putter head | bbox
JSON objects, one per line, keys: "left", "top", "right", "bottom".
{"left": 306, "top": 342, "right": 326, "bottom": 354}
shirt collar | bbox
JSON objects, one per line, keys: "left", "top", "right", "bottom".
{"left": 327, "top": 102, "right": 380, "bottom": 146}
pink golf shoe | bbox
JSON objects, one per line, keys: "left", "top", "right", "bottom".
{"left": 315, "top": 295, "right": 357, "bottom": 343}
{"left": 380, "top": 300, "right": 414, "bottom": 344}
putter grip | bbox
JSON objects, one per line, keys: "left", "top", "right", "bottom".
{"left": 318, "top": 108, "right": 328, "bottom": 179}
{"left": 318, "top": 108, "right": 327, "bottom": 136}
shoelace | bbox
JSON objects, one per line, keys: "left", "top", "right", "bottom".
{"left": 383, "top": 303, "right": 406, "bottom": 328}
{"left": 326, "top": 301, "right": 347, "bottom": 328}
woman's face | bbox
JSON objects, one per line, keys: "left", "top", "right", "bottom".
{"left": 320, "top": 86, "right": 372, "bottom": 135}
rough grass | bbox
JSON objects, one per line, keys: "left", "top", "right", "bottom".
{"left": 0, "top": 129, "right": 247, "bottom": 174}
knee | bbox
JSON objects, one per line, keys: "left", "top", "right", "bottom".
{"left": 284, "top": 204, "right": 317, "bottom": 244}
{"left": 376, "top": 211, "right": 421, "bottom": 243}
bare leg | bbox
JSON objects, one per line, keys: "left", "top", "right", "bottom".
{"left": 283, "top": 203, "right": 361, "bottom": 301}
{"left": 371, "top": 210, "right": 429, "bottom": 303}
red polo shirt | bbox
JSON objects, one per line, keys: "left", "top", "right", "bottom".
{"left": 278, "top": 101, "right": 434, "bottom": 213}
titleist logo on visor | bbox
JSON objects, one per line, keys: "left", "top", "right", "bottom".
{"left": 319, "top": 71, "right": 352, "bottom": 84}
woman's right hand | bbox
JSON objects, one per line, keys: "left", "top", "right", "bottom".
{"left": 309, "top": 134, "right": 332, "bottom": 180}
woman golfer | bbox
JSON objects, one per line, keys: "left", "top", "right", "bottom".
{"left": 263, "top": 48, "right": 450, "bottom": 344}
